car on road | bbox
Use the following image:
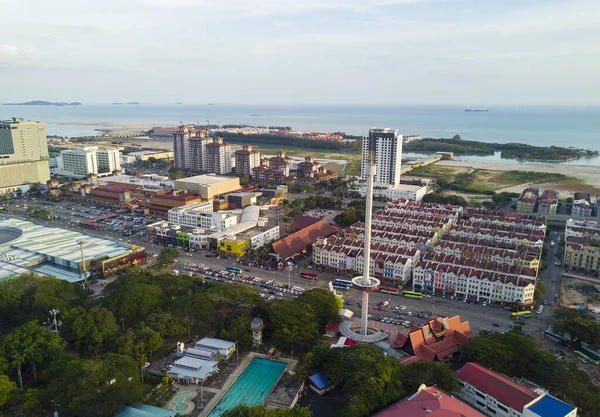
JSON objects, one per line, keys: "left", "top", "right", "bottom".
{"left": 492, "top": 323, "right": 500, "bottom": 327}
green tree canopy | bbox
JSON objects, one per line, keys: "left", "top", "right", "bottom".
{"left": 402, "top": 361, "right": 460, "bottom": 393}
{"left": 551, "top": 309, "right": 600, "bottom": 349}
{"left": 295, "top": 289, "right": 341, "bottom": 330}
{"left": 42, "top": 354, "right": 144, "bottom": 417}
{"left": 266, "top": 300, "right": 320, "bottom": 353}
{"left": 222, "top": 404, "right": 312, "bottom": 417}
{"left": 0, "top": 321, "right": 66, "bottom": 389}
{"left": 156, "top": 247, "right": 179, "bottom": 268}
{"left": 61, "top": 306, "right": 119, "bottom": 355}
{"left": 0, "top": 374, "right": 16, "bottom": 408}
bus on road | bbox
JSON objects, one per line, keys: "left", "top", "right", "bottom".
{"left": 379, "top": 286, "right": 400, "bottom": 295}
{"left": 226, "top": 266, "right": 242, "bottom": 274}
{"left": 333, "top": 279, "right": 352, "bottom": 290}
{"left": 511, "top": 311, "right": 532, "bottom": 320}
{"left": 402, "top": 290, "right": 423, "bottom": 299}
{"left": 301, "top": 272, "right": 318, "bottom": 280}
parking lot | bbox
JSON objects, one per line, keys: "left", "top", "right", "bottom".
{"left": 3, "top": 197, "right": 155, "bottom": 240}
{"left": 182, "top": 264, "right": 306, "bottom": 301}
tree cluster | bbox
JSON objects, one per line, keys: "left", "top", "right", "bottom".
{"left": 551, "top": 309, "right": 600, "bottom": 349}
{"left": 0, "top": 271, "right": 341, "bottom": 416}
{"left": 296, "top": 344, "right": 458, "bottom": 417}
{"left": 333, "top": 201, "right": 366, "bottom": 228}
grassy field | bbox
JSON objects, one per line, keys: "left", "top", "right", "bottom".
{"left": 409, "top": 165, "right": 587, "bottom": 194}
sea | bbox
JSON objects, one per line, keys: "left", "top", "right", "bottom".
{"left": 3, "top": 103, "right": 600, "bottom": 164}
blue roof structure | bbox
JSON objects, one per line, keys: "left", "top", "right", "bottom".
{"left": 526, "top": 395, "right": 576, "bottom": 417}
{"left": 308, "top": 371, "right": 332, "bottom": 390}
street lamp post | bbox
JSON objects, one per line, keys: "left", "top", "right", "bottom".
{"left": 187, "top": 322, "right": 194, "bottom": 340}
{"left": 120, "top": 317, "right": 125, "bottom": 332}
{"left": 76, "top": 239, "right": 87, "bottom": 289}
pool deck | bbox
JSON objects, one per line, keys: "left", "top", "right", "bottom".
{"left": 200, "top": 352, "right": 297, "bottom": 417}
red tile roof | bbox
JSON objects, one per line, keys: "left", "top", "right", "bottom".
{"left": 289, "top": 215, "right": 321, "bottom": 232}
{"left": 398, "top": 316, "right": 473, "bottom": 364}
{"left": 273, "top": 218, "right": 338, "bottom": 259}
{"left": 375, "top": 386, "right": 486, "bottom": 417}
{"left": 456, "top": 363, "right": 539, "bottom": 411}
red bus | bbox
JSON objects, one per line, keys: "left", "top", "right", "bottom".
{"left": 301, "top": 272, "right": 318, "bottom": 280}
{"left": 379, "top": 286, "right": 400, "bottom": 295}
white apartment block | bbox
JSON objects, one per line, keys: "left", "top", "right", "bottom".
{"left": 249, "top": 226, "right": 280, "bottom": 250}
{"left": 168, "top": 202, "right": 237, "bottom": 231}
{"left": 58, "top": 146, "right": 121, "bottom": 178}
{"left": 361, "top": 127, "right": 403, "bottom": 186}
{"left": 350, "top": 182, "right": 427, "bottom": 202}
{"left": 97, "top": 148, "right": 121, "bottom": 173}
{"left": 205, "top": 138, "right": 233, "bottom": 175}
{"left": 60, "top": 146, "right": 99, "bottom": 177}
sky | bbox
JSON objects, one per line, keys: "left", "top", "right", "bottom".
{"left": 1, "top": 0, "right": 599, "bottom": 105}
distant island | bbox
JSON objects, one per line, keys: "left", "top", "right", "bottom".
{"left": 112, "top": 102, "right": 124, "bottom": 105}
{"left": 127, "top": 102, "right": 140, "bottom": 105}
{"left": 2, "top": 100, "right": 82, "bottom": 106}
{"left": 404, "top": 135, "right": 599, "bottom": 161}
{"left": 174, "top": 102, "right": 183, "bottom": 105}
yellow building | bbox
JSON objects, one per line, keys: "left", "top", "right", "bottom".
{"left": 564, "top": 238, "right": 600, "bottom": 273}
{"left": 218, "top": 237, "right": 250, "bottom": 256}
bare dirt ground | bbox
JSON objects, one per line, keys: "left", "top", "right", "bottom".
{"left": 561, "top": 276, "right": 600, "bottom": 306}
{"left": 437, "top": 160, "right": 600, "bottom": 194}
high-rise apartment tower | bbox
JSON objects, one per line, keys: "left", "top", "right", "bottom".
{"left": 361, "top": 128, "right": 403, "bottom": 186}
{"left": 0, "top": 117, "right": 50, "bottom": 190}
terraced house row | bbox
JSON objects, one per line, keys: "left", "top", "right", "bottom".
{"left": 312, "top": 236, "right": 419, "bottom": 283}
{"left": 312, "top": 201, "right": 544, "bottom": 305}
{"left": 448, "top": 224, "right": 544, "bottom": 248}
{"left": 432, "top": 240, "right": 540, "bottom": 272}
{"left": 463, "top": 209, "right": 546, "bottom": 231}
{"left": 421, "top": 252, "right": 537, "bottom": 280}
{"left": 412, "top": 262, "right": 536, "bottom": 305}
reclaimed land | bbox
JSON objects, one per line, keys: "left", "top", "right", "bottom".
{"left": 404, "top": 135, "right": 599, "bottom": 161}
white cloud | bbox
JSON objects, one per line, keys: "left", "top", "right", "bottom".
{"left": 0, "top": 43, "right": 34, "bottom": 65}
{"left": 137, "top": 0, "right": 429, "bottom": 17}
{"left": 272, "top": 20, "right": 292, "bottom": 28}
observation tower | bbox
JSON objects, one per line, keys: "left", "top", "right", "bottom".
{"left": 339, "top": 152, "right": 386, "bottom": 343}
{"left": 351, "top": 155, "right": 381, "bottom": 336}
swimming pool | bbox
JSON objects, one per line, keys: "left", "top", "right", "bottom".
{"left": 208, "top": 358, "right": 287, "bottom": 417}
{"left": 173, "top": 391, "right": 193, "bottom": 413}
